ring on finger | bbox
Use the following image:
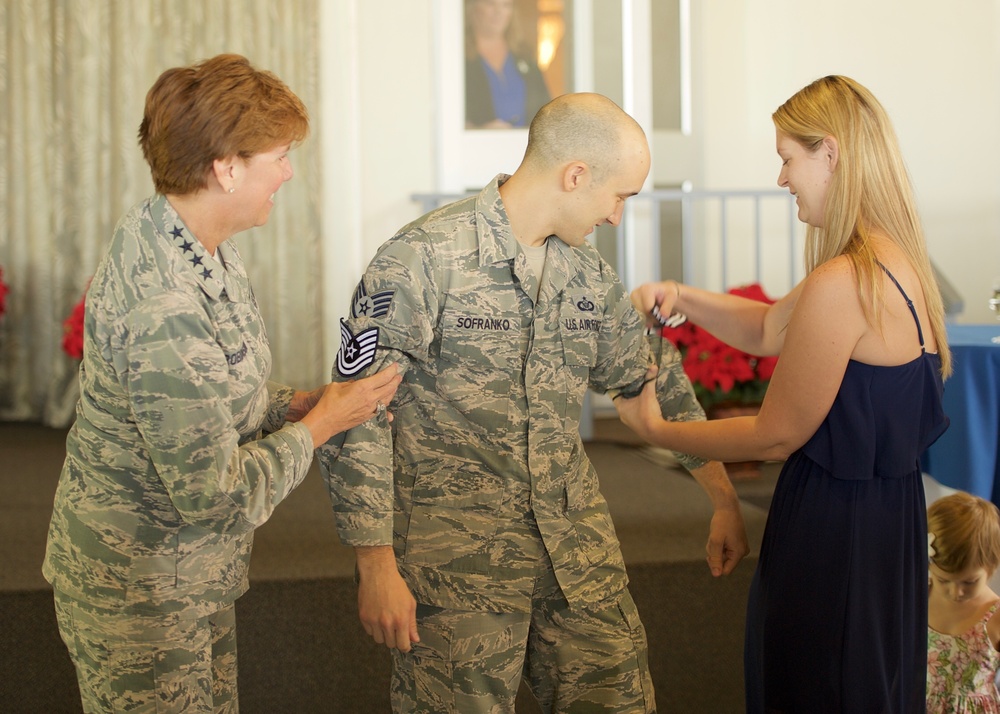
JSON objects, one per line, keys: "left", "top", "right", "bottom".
{"left": 376, "top": 400, "right": 386, "bottom": 416}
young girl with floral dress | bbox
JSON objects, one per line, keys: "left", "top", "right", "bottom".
{"left": 927, "top": 491, "right": 1000, "bottom": 713}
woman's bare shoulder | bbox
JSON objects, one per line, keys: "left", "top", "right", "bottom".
{"left": 798, "top": 256, "right": 863, "bottom": 317}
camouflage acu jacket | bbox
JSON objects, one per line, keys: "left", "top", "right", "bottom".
{"left": 43, "top": 195, "right": 313, "bottom": 618}
{"left": 318, "top": 175, "right": 705, "bottom": 613}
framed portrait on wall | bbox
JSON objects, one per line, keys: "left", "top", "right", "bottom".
{"left": 463, "top": 0, "right": 571, "bottom": 130}
{"left": 433, "top": 0, "right": 689, "bottom": 206}
{"left": 433, "top": 0, "right": 575, "bottom": 192}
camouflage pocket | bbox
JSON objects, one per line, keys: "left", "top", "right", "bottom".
{"left": 566, "top": 498, "right": 620, "bottom": 566}
{"left": 124, "top": 527, "right": 180, "bottom": 608}
{"left": 176, "top": 529, "right": 248, "bottom": 597}
{"left": 558, "top": 297, "right": 599, "bottom": 425}
{"left": 402, "top": 466, "right": 505, "bottom": 574}
{"left": 437, "top": 306, "right": 518, "bottom": 434}
{"left": 559, "top": 294, "right": 599, "bottom": 369}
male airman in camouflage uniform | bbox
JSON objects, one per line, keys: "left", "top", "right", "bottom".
{"left": 318, "top": 93, "right": 748, "bottom": 712}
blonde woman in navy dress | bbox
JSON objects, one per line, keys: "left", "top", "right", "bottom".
{"left": 615, "top": 75, "right": 951, "bottom": 713}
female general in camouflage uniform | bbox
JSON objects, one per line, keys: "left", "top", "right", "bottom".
{"left": 43, "top": 54, "right": 401, "bottom": 714}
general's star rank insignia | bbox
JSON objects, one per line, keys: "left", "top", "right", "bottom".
{"left": 351, "top": 280, "right": 394, "bottom": 319}
{"left": 337, "top": 318, "right": 380, "bottom": 377}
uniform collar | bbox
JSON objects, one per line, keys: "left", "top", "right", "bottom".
{"left": 474, "top": 174, "right": 587, "bottom": 299}
{"left": 537, "top": 232, "right": 585, "bottom": 302}
{"left": 475, "top": 174, "right": 520, "bottom": 267}
{"left": 148, "top": 194, "right": 248, "bottom": 302}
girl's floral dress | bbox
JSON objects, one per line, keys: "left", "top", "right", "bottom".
{"left": 928, "top": 602, "right": 1000, "bottom": 713}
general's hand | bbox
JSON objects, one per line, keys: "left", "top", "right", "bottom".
{"left": 356, "top": 546, "right": 419, "bottom": 652}
{"left": 612, "top": 366, "right": 663, "bottom": 443}
{"left": 285, "top": 386, "right": 324, "bottom": 423}
{"left": 301, "top": 363, "right": 403, "bottom": 447}
{"left": 705, "top": 505, "right": 749, "bottom": 577}
{"left": 631, "top": 281, "right": 681, "bottom": 328}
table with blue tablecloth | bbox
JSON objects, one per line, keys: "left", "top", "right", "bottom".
{"left": 921, "top": 324, "right": 1000, "bottom": 503}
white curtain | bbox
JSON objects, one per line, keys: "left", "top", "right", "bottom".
{"left": 0, "top": 0, "right": 324, "bottom": 426}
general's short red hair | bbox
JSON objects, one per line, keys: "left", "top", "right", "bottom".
{"left": 138, "top": 54, "right": 309, "bottom": 195}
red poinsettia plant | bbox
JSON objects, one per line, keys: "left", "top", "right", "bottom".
{"left": 0, "top": 266, "right": 9, "bottom": 319}
{"left": 662, "top": 283, "right": 779, "bottom": 413}
{"left": 62, "top": 292, "right": 86, "bottom": 360}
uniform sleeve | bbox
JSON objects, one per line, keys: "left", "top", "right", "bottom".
{"left": 644, "top": 333, "right": 709, "bottom": 471}
{"left": 118, "top": 292, "right": 314, "bottom": 535}
{"left": 315, "top": 231, "right": 438, "bottom": 546}
{"left": 587, "top": 258, "right": 650, "bottom": 396}
{"left": 590, "top": 259, "right": 709, "bottom": 472}
{"left": 262, "top": 381, "right": 295, "bottom": 434}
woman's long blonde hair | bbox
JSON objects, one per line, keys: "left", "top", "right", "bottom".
{"left": 773, "top": 75, "right": 951, "bottom": 376}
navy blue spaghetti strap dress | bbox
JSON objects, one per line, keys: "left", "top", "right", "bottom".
{"left": 744, "top": 267, "right": 949, "bottom": 714}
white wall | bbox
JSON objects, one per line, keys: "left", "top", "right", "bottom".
{"left": 698, "top": 0, "right": 1000, "bottom": 322}
{"left": 319, "top": 0, "right": 437, "bottom": 365}
{"left": 318, "top": 0, "right": 1000, "bottom": 365}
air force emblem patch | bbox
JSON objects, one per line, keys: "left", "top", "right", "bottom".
{"left": 337, "top": 319, "right": 380, "bottom": 377}
{"left": 351, "top": 280, "right": 394, "bottom": 319}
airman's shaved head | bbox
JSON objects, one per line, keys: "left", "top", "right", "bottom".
{"left": 522, "top": 93, "right": 646, "bottom": 183}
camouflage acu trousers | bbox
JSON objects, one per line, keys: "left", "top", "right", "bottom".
{"left": 390, "top": 565, "right": 655, "bottom": 713}
{"left": 53, "top": 591, "right": 238, "bottom": 713}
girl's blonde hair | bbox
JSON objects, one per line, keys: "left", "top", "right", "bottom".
{"left": 773, "top": 75, "right": 951, "bottom": 377}
{"left": 928, "top": 492, "right": 1000, "bottom": 574}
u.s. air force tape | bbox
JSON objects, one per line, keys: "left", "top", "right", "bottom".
{"left": 337, "top": 319, "right": 379, "bottom": 377}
